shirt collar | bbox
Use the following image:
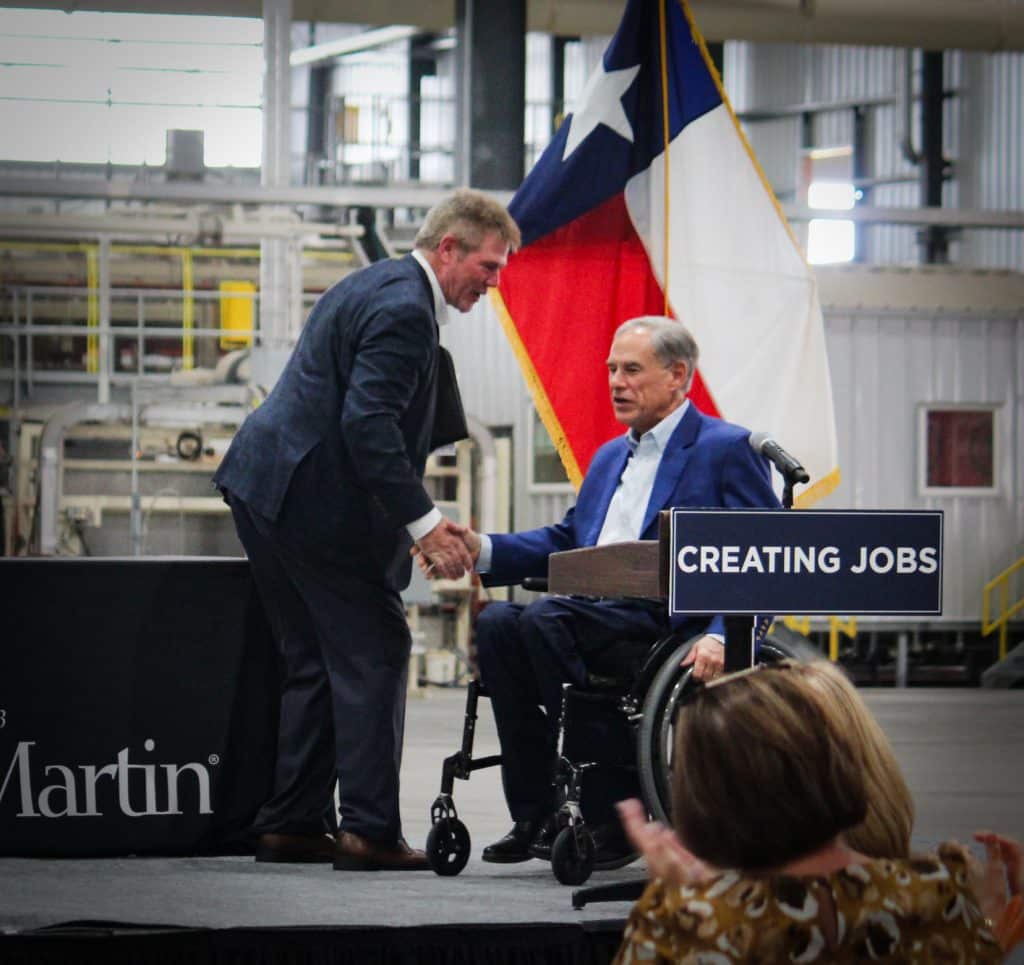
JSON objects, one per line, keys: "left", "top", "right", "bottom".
{"left": 411, "top": 249, "right": 450, "bottom": 327}
{"left": 626, "top": 398, "right": 690, "bottom": 455}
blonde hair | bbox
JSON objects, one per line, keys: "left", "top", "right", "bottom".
{"left": 670, "top": 660, "right": 914, "bottom": 870}
{"left": 671, "top": 662, "right": 869, "bottom": 870}
{"left": 414, "top": 188, "right": 521, "bottom": 253}
{"left": 801, "top": 660, "right": 914, "bottom": 859}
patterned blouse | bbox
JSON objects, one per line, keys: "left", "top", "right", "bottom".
{"left": 614, "top": 843, "right": 1002, "bottom": 964}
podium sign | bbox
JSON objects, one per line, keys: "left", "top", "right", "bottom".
{"left": 669, "top": 509, "right": 943, "bottom": 616}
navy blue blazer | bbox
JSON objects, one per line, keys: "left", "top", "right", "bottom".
{"left": 214, "top": 255, "right": 439, "bottom": 590}
{"left": 486, "top": 404, "right": 780, "bottom": 633}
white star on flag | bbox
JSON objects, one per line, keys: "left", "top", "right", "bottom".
{"left": 562, "top": 61, "right": 642, "bottom": 162}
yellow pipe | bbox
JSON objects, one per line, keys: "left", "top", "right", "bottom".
{"left": 0, "top": 241, "right": 353, "bottom": 264}
{"left": 1, "top": 241, "right": 355, "bottom": 375}
{"left": 0, "top": 241, "right": 89, "bottom": 253}
{"left": 828, "top": 616, "right": 858, "bottom": 662}
{"left": 781, "top": 615, "right": 856, "bottom": 662}
{"left": 181, "top": 250, "right": 195, "bottom": 371}
{"left": 113, "top": 245, "right": 258, "bottom": 259}
{"left": 982, "top": 556, "right": 1024, "bottom": 661}
{"left": 782, "top": 615, "right": 811, "bottom": 636}
{"left": 83, "top": 243, "right": 99, "bottom": 374}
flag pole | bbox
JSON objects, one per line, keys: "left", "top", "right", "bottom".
{"left": 658, "top": 0, "right": 672, "bottom": 315}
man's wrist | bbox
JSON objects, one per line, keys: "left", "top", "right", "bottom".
{"left": 476, "top": 533, "right": 493, "bottom": 572}
{"left": 407, "top": 506, "right": 442, "bottom": 542}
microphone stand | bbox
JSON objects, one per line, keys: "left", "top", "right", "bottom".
{"left": 782, "top": 471, "right": 798, "bottom": 510}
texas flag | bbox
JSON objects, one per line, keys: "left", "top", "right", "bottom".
{"left": 490, "top": 0, "right": 839, "bottom": 507}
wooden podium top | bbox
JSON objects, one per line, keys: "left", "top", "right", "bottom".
{"left": 547, "top": 539, "right": 668, "bottom": 600}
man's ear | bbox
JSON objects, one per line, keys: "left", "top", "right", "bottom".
{"left": 437, "top": 233, "right": 461, "bottom": 261}
{"left": 672, "top": 360, "right": 690, "bottom": 390}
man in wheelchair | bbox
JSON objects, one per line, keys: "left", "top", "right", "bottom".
{"left": 419, "top": 315, "right": 780, "bottom": 868}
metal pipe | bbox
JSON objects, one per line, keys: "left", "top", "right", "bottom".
{"left": 97, "top": 237, "right": 111, "bottom": 404}
{"left": 0, "top": 177, "right": 478, "bottom": 209}
{"left": 899, "top": 49, "right": 922, "bottom": 166}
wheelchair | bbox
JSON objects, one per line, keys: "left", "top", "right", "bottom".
{"left": 424, "top": 603, "right": 809, "bottom": 885}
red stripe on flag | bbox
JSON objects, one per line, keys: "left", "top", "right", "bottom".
{"left": 499, "top": 192, "right": 719, "bottom": 475}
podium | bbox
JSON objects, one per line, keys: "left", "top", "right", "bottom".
{"left": 546, "top": 515, "right": 762, "bottom": 673}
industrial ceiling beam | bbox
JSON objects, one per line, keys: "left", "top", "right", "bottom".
{"left": 3, "top": 0, "right": 1024, "bottom": 50}
{"left": 290, "top": 24, "right": 420, "bottom": 66}
{"left": 1, "top": 178, "right": 1022, "bottom": 230}
{"left": 0, "top": 176, "right": 480, "bottom": 209}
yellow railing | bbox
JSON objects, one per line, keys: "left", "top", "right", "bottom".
{"left": 982, "top": 555, "right": 1024, "bottom": 660}
{"left": 781, "top": 615, "right": 858, "bottom": 662}
{"left": 1, "top": 242, "right": 356, "bottom": 373}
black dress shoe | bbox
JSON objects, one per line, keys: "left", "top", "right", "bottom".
{"left": 254, "top": 832, "right": 339, "bottom": 864}
{"left": 333, "top": 831, "right": 431, "bottom": 871}
{"left": 527, "top": 814, "right": 560, "bottom": 861}
{"left": 481, "top": 820, "right": 542, "bottom": 863}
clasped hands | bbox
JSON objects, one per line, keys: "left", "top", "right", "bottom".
{"left": 411, "top": 517, "right": 481, "bottom": 581}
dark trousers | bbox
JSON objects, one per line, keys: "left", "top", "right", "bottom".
{"left": 474, "top": 596, "right": 670, "bottom": 825}
{"left": 229, "top": 495, "right": 411, "bottom": 844}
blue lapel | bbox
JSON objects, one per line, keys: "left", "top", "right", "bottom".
{"left": 584, "top": 438, "right": 630, "bottom": 546}
{"left": 640, "top": 403, "right": 702, "bottom": 537}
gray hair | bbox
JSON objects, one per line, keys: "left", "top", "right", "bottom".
{"left": 614, "top": 316, "right": 699, "bottom": 391}
{"left": 414, "top": 188, "right": 521, "bottom": 253}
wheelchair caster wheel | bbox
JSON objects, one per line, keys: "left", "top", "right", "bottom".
{"left": 426, "top": 817, "right": 471, "bottom": 876}
{"left": 551, "top": 826, "right": 595, "bottom": 885}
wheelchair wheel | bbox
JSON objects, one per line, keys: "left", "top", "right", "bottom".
{"left": 426, "top": 817, "right": 471, "bottom": 876}
{"left": 636, "top": 640, "right": 698, "bottom": 825}
{"left": 551, "top": 825, "right": 596, "bottom": 886}
{"left": 637, "top": 633, "right": 818, "bottom": 824}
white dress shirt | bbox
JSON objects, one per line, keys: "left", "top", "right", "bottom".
{"left": 406, "top": 249, "right": 449, "bottom": 541}
{"left": 596, "top": 400, "right": 689, "bottom": 545}
{"left": 476, "top": 400, "right": 690, "bottom": 571}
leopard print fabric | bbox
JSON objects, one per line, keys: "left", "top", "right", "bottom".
{"left": 614, "top": 843, "right": 1002, "bottom": 964}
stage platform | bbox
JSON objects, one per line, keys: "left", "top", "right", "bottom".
{"left": 1, "top": 686, "right": 1022, "bottom": 964}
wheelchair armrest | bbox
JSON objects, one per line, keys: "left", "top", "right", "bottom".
{"left": 521, "top": 577, "right": 549, "bottom": 593}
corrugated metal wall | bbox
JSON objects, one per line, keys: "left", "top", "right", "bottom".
{"left": 724, "top": 41, "right": 1024, "bottom": 271}
{"left": 958, "top": 51, "right": 1024, "bottom": 269}
{"left": 820, "top": 310, "right": 1023, "bottom": 621}
{"left": 441, "top": 301, "right": 577, "bottom": 535}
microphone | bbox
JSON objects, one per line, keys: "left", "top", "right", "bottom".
{"left": 749, "top": 432, "right": 810, "bottom": 485}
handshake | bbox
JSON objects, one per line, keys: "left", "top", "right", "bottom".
{"left": 411, "top": 517, "right": 482, "bottom": 581}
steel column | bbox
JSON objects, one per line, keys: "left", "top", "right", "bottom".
{"left": 259, "top": 0, "right": 298, "bottom": 390}
{"left": 455, "top": 0, "right": 526, "bottom": 189}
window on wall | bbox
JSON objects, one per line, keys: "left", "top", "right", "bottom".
{"left": 529, "top": 409, "right": 572, "bottom": 490}
{"left": 919, "top": 405, "right": 998, "bottom": 495}
{"left": 799, "top": 146, "right": 857, "bottom": 265}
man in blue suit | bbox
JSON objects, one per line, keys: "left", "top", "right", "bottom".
{"left": 428, "top": 316, "right": 780, "bottom": 865}
{"left": 214, "top": 190, "right": 520, "bottom": 870}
